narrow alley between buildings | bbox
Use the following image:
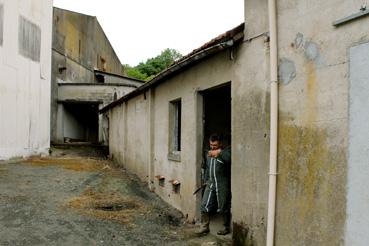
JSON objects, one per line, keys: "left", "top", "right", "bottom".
{"left": 0, "top": 146, "right": 231, "bottom": 246}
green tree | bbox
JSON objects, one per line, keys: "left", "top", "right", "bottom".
{"left": 123, "top": 64, "right": 147, "bottom": 81}
{"left": 123, "top": 48, "right": 182, "bottom": 81}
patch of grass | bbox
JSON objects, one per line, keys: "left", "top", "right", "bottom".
{"left": 23, "top": 158, "right": 110, "bottom": 172}
{"left": 0, "top": 167, "right": 8, "bottom": 173}
{"left": 65, "top": 188, "right": 146, "bottom": 224}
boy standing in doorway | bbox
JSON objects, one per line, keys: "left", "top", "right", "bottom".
{"left": 197, "top": 134, "right": 231, "bottom": 235}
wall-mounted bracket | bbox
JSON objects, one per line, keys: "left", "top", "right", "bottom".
{"left": 333, "top": 7, "right": 369, "bottom": 27}
{"left": 155, "top": 175, "right": 165, "bottom": 187}
{"left": 169, "top": 179, "right": 181, "bottom": 193}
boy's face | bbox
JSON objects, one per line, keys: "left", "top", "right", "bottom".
{"left": 209, "top": 140, "right": 220, "bottom": 150}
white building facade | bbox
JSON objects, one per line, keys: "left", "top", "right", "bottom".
{"left": 0, "top": 0, "right": 53, "bottom": 160}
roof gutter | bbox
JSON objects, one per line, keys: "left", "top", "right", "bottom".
{"left": 99, "top": 36, "right": 242, "bottom": 114}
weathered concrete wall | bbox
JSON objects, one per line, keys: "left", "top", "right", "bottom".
{"left": 108, "top": 46, "right": 268, "bottom": 223}
{"left": 230, "top": 1, "right": 270, "bottom": 245}
{"left": 109, "top": 94, "right": 150, "bottom": 181}
{"left": 275, "top": 1, "right": 369, "bottom": 245}
{"left": 125, "top": 95, "right": 149, "bottom": 180}
{"left": 50, "top": 7, "right": 138, "bottom": 144}
{"left": 55, "top": 83, "right": 136, "bottom": 144}
{"left": 0, "top": 0, "right": 52, "bottom": 160}
{"left": 346, "top": 42, "right": 369, "bottom": 246}
{"left": 52, "top": 7, "right": 122, "bottom": 76}
{"left": 57, "top": 84, "right": 135, "bottom": 105}
{"left": 151, "top": 52, "right": 238, "bottom": 218}
{"left": 231, "top": 42, "right": 270, "bottom": 246}
{"left": 109, "top": 105, "right": 125, "bottom": 166}
{"left": 94, "top": 21, "right": 122, "bottom": 74}
{"left": 107, "top": 1, "right": 369, "bottom": 244}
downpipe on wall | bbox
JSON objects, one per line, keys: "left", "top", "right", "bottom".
{"left": 266, "top": 0, "right": 278, "bottom": 245}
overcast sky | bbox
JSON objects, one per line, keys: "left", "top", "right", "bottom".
{"left": 53, "top": 0, "right": 244, "bottom": 66}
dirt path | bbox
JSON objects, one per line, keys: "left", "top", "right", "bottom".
{"left": 0, "top": 147, "right": 231, "bottom": 246}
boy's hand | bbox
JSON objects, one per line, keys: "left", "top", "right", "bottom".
{"left": 208, "top": 149, "right": 221, "bottom": 158}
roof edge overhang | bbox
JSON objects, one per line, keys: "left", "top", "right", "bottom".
{"left": 99, "top": 23, "right": 244, "bottom": 114}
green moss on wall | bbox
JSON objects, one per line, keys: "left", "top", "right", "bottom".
{"left": 276, "top": 122, "right": 346, "bottom": 245}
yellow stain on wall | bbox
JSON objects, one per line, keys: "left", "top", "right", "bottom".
{"left": 276, "top": 120, "right": 346, "bottom": 244}
{"left": 65, "top": 20, "right": 79, "bottom": 60}
{"left": 304, "top": 62, "right": 318, "bottom": 125}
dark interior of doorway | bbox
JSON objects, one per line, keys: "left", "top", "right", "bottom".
{"left": 202, "top": 82, "right": 232, "bottom": 233}
{"left": 203, "top": 83, "right": 231, "bottom": 149}
{"left": 63, "top": 102, "right": 99, "bottom": 143}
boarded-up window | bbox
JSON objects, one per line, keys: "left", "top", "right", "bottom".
{"left": 18, "top": 16, "right": 41, "bottom": 62}
{"left": 0, "top": 5, "right": 3, "bottom": 46}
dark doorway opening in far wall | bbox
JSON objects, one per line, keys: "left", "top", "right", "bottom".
{"left": 62, "top": 102, "right": 99, "bottom": 143}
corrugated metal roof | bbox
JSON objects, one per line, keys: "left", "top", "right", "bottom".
{"left": 100, "top": 23, "right": 244, "bottom": 114}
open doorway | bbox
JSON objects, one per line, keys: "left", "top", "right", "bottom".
{"left": 62, "top": 102, "right": 99, "bottom": 143}
{"left": 201, "top": 82, "right": 232, "bottom": 234}
{"left": 203, "top": 83, "right": 231, "bottom": 149}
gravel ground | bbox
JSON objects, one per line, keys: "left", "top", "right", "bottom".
{"left": 0, "top": 146, "right": 231, "bottom": 246}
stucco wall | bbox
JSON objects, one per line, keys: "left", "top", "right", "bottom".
{"left": 109, "top": 104, "right": 125, "bottom": 165}
{"left": 125, "top": 95, "right": 149, "bottom": 180}
{"left": 0, "top": 0, "right": 52, "bottom": 160}
{"left": 50, "top": 7, "right": 138, "bottom": 144}
{"left": 229, "top": 1, "right": 270, "bottom": 245}
{"left": 109, "top": 95, "right": 150, "bottom": 181}
{"left": 275, "top": 1, "right": 369, "bottom": 245}
{"left": 151, "top": 53, "right": 238, "bottom": 218}
{"left": 109, "top": 45, "right": 268, "bottom": 224}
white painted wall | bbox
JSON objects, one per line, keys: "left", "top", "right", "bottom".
{"left": 0, "top": 0, "right": 52, "bottom": 160}
{"left": 346, "top": 42, "right": 369, "bottom": 246}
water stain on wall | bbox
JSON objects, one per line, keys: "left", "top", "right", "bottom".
{"left": 304, "top": 62, "right": 318, "bottom": 124}
{"left": 232, "top": 222, "right": 255, "bottom": 246}
{"left": 279, "top": 58, "right": 296, "bottom": 85}
{"left": 277, "top": 121, "right": 346, "bottom": 245}
{"left": 232, "top": 88, "right": 270, "bottom": 246}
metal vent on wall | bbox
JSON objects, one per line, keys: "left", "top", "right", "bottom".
{"left": 18, "top": 16, "right": 41, "bottom": 62}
